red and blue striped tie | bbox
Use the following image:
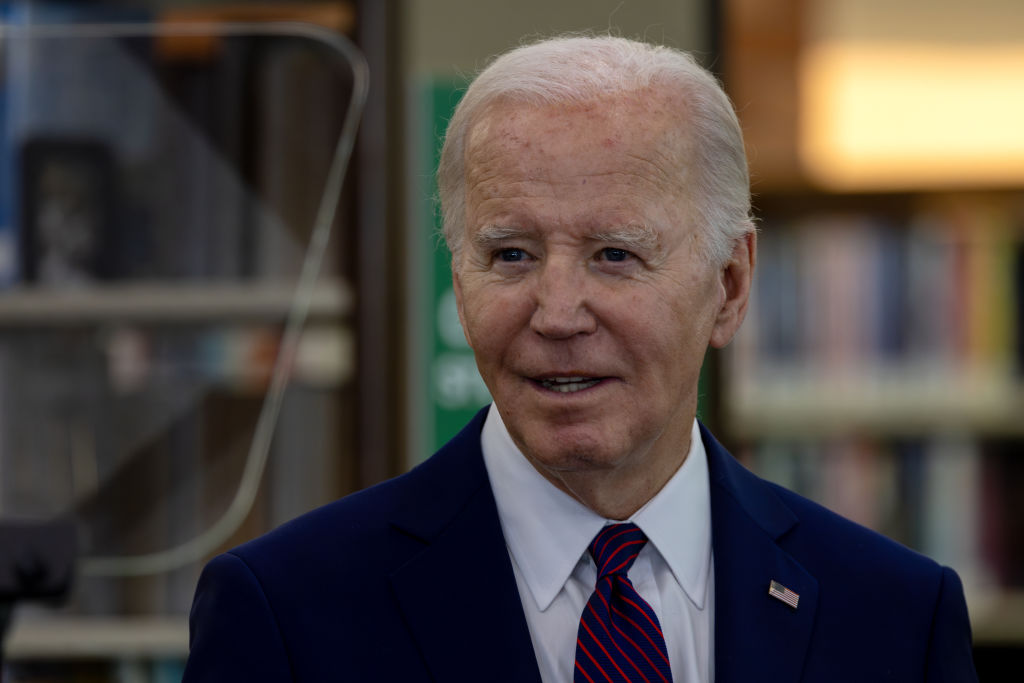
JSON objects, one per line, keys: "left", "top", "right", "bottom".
{"left": 574, "top": 523, "right": 672, "bottom": 683}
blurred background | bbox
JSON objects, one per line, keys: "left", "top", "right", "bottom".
{"left": 0, "top": 0, "right": 1020, "bottom": 680}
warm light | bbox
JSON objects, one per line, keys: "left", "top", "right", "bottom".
{"left": 800, "top": 41, "right": 1024, "bottom": 190}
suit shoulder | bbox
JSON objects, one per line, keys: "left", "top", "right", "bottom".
{"left": 230, "top": 460, "right": 429, "bottom": 563}
{"left": 705, "top": 429, "right": 943, "bottom": 583}
{"left": 759, "top": 479, "right": 976, "bottom": 679}
{"left": 224, "top": 414, "right": 491, "bottom": 577}
{"left": 765, "top": 478, "right": 943, "bottom": 582}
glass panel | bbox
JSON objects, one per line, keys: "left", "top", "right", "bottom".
{"left": 0, "top": 20, "right": 367, "bottom": 604}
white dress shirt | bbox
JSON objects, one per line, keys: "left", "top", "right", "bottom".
{"left": 481, "top": 405, "right": 715, "bottom": 683}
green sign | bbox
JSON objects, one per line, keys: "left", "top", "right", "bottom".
{"left": 415, "top": 78, "right": 490, "bottom": 459}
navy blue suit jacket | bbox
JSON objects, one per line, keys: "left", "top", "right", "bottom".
{"left": 183, "top": 407, "right": 977, "bottom": 682}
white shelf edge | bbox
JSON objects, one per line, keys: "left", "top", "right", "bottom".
{"left": 969, "top": 590, "right": 1024, "bottom": 645}
{"left": 0, "top": 279, "right": 352, "bottom": 324}
{"left": 3, "top": 615, "right": 189, "bottom": 660}
{"left": 724, "top": 379, "right": 1024, "bottom": 438}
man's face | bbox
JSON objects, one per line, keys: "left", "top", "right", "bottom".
{"left": 453, "top": 93, "right": 749, "bottom": 494}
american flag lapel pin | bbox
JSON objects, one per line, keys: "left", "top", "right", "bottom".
{"left": 768, "top": 580, "right": 800, "bottom": 609}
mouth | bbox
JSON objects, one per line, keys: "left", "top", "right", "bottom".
{"left": 532, "top": 376, "right": 606, "bottom": 394}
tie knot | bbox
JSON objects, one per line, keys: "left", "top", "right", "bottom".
{"left": 588, "top": 523, "right": 648, "bottom": 579}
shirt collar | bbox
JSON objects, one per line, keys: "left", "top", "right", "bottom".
{"left": 632, "top": 418, "right": 712, "bottom": 609}
{"left": 481, "top": 404, "right": 712, "bottom": 612}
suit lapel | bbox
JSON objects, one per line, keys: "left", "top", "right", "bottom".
{"left": 703, "top": 425, "right": 819, "bottom": 683}
{"left": 388, "top": 408, "right": 542, "bottom": 683}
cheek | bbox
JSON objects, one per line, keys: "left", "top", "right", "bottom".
{"left": 617, "top": 286, "right": 689, "bottom": 338}
{"left": 619, "top": 286, "right": 714, "bottom": 364}
{"left": 460, "top": 285, "right": 529, "bottom": 351}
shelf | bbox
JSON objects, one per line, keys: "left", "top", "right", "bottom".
{"left": 725, "top": 375, "right": 1024, "bottom": 439}
{"left": 0, "top": 279, "right": 352, "bottom": 326}
{"left": 4, "top": 615, "right": 188, "bottom": 660}
{"left": 970, "top": 590, "right": 1024, "bottom": 645}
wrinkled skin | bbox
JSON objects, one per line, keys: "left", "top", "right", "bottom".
{"left": 453, "top": 91, "right": 754, "bottom": 518}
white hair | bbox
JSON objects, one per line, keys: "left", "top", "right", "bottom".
{"left": 437, "top": 35, "right": 755, "bottom": 267}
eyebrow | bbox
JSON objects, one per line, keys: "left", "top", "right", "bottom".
{"left": 590, "top": 224, "right": 661, "bottom": 253}
{"left": 471, "top": 222, "right": 661, "bottom": 252}
{"left": 472, "top": 225, "right": 537, "bottom": 248}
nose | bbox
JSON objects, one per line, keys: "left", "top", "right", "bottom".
{"left": 529, "top": 258, "right": 597, "bottom": 339}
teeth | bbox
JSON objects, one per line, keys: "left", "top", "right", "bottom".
{"left": 540, "top": 377, "right": 601, "bottom": 393}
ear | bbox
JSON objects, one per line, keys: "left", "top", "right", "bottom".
{"left": 709, "top": 230, "right": 756, "bottom": 349}
{"left": 451, "top": 260, "right": 474, "bottom": 349}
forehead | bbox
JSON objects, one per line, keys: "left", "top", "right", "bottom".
{"left": 464, "top": 91, "right": 692, "bottom": 202}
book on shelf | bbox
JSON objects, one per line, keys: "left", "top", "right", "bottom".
{"left": 732, "top": 195, "right": 1024, "bottom": 410}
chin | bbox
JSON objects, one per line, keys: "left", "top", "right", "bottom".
{"left": 518, "top": 427, "right": 628, "bottom": 473}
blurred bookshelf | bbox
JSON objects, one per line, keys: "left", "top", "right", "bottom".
{"left": 0, "top": 280, "right": 350, "bottom": 323}
{"left": 5, "top": 616, "right": 188, "bottom": 660}
{"left": 0, "top": 1, "right": 379, "bottom": 680}
{"left": 722, "top": 0, "right": 1024, "bottom": 665}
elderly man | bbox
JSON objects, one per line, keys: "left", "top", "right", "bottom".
{"left": 183, "top": 36, "right": 977, "bottom": 682}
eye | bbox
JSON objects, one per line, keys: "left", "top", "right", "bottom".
{"left": 496, "top": 248, "right": 529, "bottom": 262}
{"left": 599, "top": 247, "right": 632, "bottom": 262}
